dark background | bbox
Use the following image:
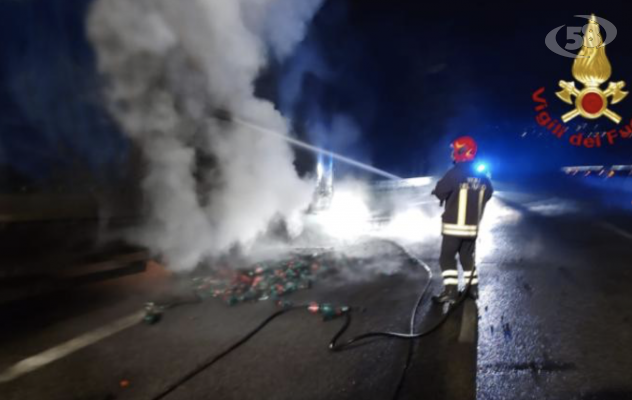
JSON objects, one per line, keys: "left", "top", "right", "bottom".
{"left": 2, "top": 0, "right": 632, "bottom": 191}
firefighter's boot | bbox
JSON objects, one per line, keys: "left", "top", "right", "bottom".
{"left": 432, "top": 285, "right": 458, "bottom": 305}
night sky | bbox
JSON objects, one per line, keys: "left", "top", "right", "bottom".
{"left": 280, "top": 0, "right": 632, "bottom": 178}
{"left": 2, "top": 0, "right": 632, "bottom": 190}
{"left": 0, "top": 0, "right": 128, "bottom": 190}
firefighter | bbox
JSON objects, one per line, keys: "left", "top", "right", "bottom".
{"left": 431, "top": 136, "right": 493, "bottom": 304}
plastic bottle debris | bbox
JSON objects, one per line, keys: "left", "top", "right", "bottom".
{"left": 276, "top": 299, "right": 294, "bottom": 309}
{"left": 192, "top": 255, "right": 333, "bottom": 306}
{"left": 143, "top": 302, "right": 163, "bottom": 325}
{"left": 307, "top": 302, "right": 350, "bottom": 320}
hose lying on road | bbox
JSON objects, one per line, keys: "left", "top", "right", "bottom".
{"left": 330, "top": 269, "right": 476, "bottom": 347}
{"left": 149, "top": 242, "right": 477, "bottom": 400}
{"left": 326, "top": 241, "right": 476, "bottom": 399}
{"left": 151, "top": 306, "right": 305, "bottom": 400}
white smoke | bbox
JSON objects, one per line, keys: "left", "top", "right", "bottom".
{"left": 87, "top": 0, "right": 323, "bottom": 270}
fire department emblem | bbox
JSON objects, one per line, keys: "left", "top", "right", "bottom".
{"left": 556, "top": 15, "right": 628, "bottom": 124}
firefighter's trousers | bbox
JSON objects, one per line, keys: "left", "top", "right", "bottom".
{"left": 439, "top": 235, "right": 478, "bottom": 290}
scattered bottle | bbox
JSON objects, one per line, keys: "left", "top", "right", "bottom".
{"left": 308, "top": 302, "right": 349, "bottom": 320}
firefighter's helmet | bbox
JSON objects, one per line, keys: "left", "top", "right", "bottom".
{"left": 451, "top": 136, "right": 477, "bottom": 163}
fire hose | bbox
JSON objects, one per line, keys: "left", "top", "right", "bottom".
{"left": 149, "top": 241, "right": 477, "bottom": 400}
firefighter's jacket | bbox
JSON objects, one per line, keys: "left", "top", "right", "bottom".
{"left": 432, "top": 161, "right": 493, "bottom": 238}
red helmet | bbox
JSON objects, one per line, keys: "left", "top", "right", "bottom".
{"left": 451, "top": 136, "right": 477, "bottom": 162}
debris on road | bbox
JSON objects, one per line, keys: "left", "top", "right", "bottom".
{"left": 308, "top": 302, "right": 350, "bottom": 320}
{"left": 192, "top": 254, "right": 337, "bottom": 306}
{"left": 143, "top": 302, "right": 164, "bottom": 325}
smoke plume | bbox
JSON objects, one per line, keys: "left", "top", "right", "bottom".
{"left": 277, "top": 1, "right": 374, "bottom": 179}
{"left": 87, "top": 0, "right": 323, "bottom": 270}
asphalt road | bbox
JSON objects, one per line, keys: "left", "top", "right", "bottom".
{"left": 2, "top": 180, "right": 632, "bottom": 400}
{"left": 472, "top": 190, "right": 632, "bottom": 400}
{"left": 0, "top": 242, "right": 474, "bottom": 400}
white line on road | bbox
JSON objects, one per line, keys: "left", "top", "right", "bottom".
{"left": 0, "top": 310, "right": 144, "bottom": 384}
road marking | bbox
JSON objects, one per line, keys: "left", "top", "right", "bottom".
{"left": 458, "top": 299, "right": 477, "bottom": 344}
{"left": 0, "top": 311, "right": 144, "bottom": 384}
{"left": 599, "top": 221, "right": 632, "bottom": 241}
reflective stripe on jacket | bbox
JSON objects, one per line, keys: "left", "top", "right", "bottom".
{"left": 433, "top": 162, "right": 493, "bottom": 237}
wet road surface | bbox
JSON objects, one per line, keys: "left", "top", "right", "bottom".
{"left": 473, "top": 191, "right": 632, "bottom": 400}
{"left": 1, "top": 183, "right": 632, "bottom": 399}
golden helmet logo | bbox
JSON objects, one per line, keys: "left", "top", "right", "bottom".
{"left": 556, "top": 15, "right": 628, "bottom": 123}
